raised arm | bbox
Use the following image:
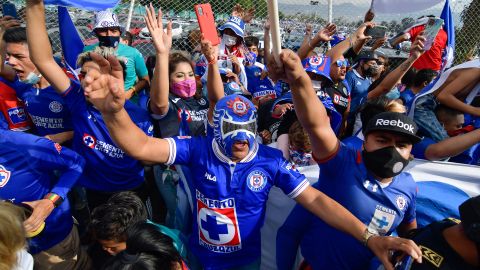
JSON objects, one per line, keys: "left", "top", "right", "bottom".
{"left": 145, "top": 4, "right": 172, "bottom": 116}
{"left": 201, "top": 37, "right": 224, "bottom": 122}
{"left": 297, "top": 23, "right": 336, "bottom": 60}
{"left": 425, "top": 129, "right": 480, "bottom": 161}
{"left": 267, "top": 49, "right": 337, "bottom": 160}
{"left": 368, "top": 34, "right": 426, "bottom": 99}
{"left": 0, "top": 16, "right": 20, "bottom": 81}
{"left": 263, "top": 21, "right": 270, "bottom": 66}
{"left": 326, "top": 22, "right": 372, "bottom": 63}
{"left": 25, "top": 0, "right": 70, "bottom": 93}
{"left": 83, "top": 53, "right": 170, "bottom": 163}
{"left": 436, "top": 68, "right": 480, "bottom": 117}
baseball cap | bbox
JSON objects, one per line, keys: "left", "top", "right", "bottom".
{"left": 357, "top": 50, "right": 379, "bottom": 62}
{"left": 302, "top": 55, "right": 332, "bottom": 81}
{"left": 93, "top": 9, "right": 124, "bottom": 32}
{"left": 218, "top": 16, "right": 245, "bottom": 38}
{"left": 364, "top": 112, "right": 422, "bottom": 144}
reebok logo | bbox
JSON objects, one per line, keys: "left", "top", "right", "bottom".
{"left": 375, "top": 119, "right": 414, "bottom": 133}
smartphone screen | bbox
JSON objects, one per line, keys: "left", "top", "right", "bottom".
{"left": 366, "top": 26, "right": 387, "bottom": 39}
{"left": 394, "top": 255, "right": 414, "bottom": 270}
{"left": 423, "top": 18, "right": 444, "bottom": 51}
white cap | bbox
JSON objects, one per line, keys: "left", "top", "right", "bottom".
{"left": 93, "top": 9, "right": 124, "bottom": 32}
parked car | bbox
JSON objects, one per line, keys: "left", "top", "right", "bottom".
{"left": 139, "top": 20, "right": 182, "bottom": 40}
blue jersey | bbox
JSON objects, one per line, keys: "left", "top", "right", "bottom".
{"left": 400, "top": 89, "right": 416, "bottom": 109}
{"left": 346, "top": 70, "right": 371, "bottom": 115}
{"left": 62, "top": 81, "right": 153, "bottom": 191}
{"left": 165, "top": 136, "right": 309, "bottom": 270}
{"left": 413, "top": 137, "right": 480, "bottom": 164}
{"left": 277, "top": 143, "right": 417, "bottom": 270}
{"left": 9, "top": 76, "right": 73, "bottom": 136}
{"left": 0, "top": 129, "right": 84, "bottom": 254}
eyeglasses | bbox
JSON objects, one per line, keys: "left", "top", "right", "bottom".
{"left": 335, "top": 59, "right": 349, "bottom": 68}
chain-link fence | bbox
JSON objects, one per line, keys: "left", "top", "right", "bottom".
{"left": 2, "top": 0, "right": 479, "bottom": 65}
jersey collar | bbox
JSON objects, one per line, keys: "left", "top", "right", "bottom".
{"left": 212, "top": 139, "right": 259, "bottom": 164}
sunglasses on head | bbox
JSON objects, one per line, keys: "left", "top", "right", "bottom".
{"left": 335, "top": 59, "right": 349, "bottom": 68}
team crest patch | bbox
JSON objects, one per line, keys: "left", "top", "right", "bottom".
{"left": 0, "top": 165, "right": 11, "bottom": 188}
{"left": 333, "top": 94, "right": 340, "bottom": 104}
{"left": 198, "top": 98, "right": 207, "bottom": 106}
{"left": 230, "top": 82, "right": 240, "bottom": 90}
{"left": 83, "top": 133, "right": 96, "bottom": 149}
{"left": 7, "top": 107, "right": 27, "bottom": 124}
{"left": 196, "top": 190, "right": 241, "bottom": 253}
{"left": 54, "top": 143, "right": 62, "bottom": 154}
{"left": 368, "top": 205, "right": 396, "bottom": 235}
{"left": 309, "top": 56, "right": 324, "bottom": 66}
{"left": 226, "top": 97, "right": 250, "bottom": 116}
{"left": 396, "top": 195, "right": 407, "bottom": 211}
{"left": 247, "top": 170, "right": 268, "bottom": 192}
{"left": 49, "top": 101, "right": 63, "bottom": 113}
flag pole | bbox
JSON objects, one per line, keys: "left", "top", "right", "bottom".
{"left": 126, "top": 0, "right": 136, "bottom": 31}
{"left": 267, "top": 0, "right": 282, "bottom": 67}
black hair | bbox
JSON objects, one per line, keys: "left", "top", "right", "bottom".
{"left": 401, "top": 68, "right": 417, "bottom": 89}
{"left": 3, "top": 27, "right": 27, "bottom": 44}
{"left": 102, "top": 223, "right": 182, "bottom": 270}
{"left": 90, "top": 192, "right": 147, "bottom": 242}
{"left": 244, "top": 36, "right": 259, "bottom": 48}
{"left": 412, "top": 69, "right": 437, "bottom": 88}
{"left": 434, "top": 104, "right": 463, "bottom": 119}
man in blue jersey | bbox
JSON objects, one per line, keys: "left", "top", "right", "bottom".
{"left": 25, "top": 0, "right": 153, "bottom": 210}
{"left": 80, "top": 41, "right": 422, "bottom": 270}
{"left": 267, "top": 49, "right": 421, "bottom": 270}
{"left": 0, "top": 18, "right": 73, "bottom": 143}
{"left": 0, "top": 129, "right": 90, "bottom": 269}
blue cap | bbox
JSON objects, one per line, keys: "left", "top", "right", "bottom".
{"left": 218, "top": 16, "right": 245, "bottom": 38}
{"left": 302, "top": 55, "right": 332, "bottom": 81}
{"left": 224, "top": 82, "right": 243, "bottom": 96}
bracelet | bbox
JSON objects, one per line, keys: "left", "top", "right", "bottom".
{"left": 44, "top": 193, "right": 64, "bottom": 208}
{"left": 362, "top": 227, "right": 379, "bottom": 246}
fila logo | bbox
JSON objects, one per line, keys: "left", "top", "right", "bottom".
{"left": 375, "top": 119, "right": 414, "bottom": 133}
{"left": 205, "top": 172, "right": 217, "bottom": 182}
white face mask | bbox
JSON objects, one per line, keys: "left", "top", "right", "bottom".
{"left": 223, "top": 34, "right": 237, "bottom": 47}
{"left": 311, "top": 80, "right": 322, "bottom": 91}
{"left": 20, "top": 71, "right": 41, "bottom": 85}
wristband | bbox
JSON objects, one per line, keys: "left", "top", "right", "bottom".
{"left": 44, "top": 193, "right": 64, "bottom": 208}
{"left": 362, "top": 227, "right": 379, "bottom": 246}
{"left": 208, "top": 58, "right": 217, "bottom": 65}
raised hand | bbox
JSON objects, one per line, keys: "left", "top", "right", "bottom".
{"left": 371, "top": 36, "right": 387, "bottom": 51}
{"left": 355, "top": 22, "right": 374, "bottom": 42}
{"left": 144, "top": 3, "right": 172, "bottom": 55}
{"left": 364, "top": 8, "right": 375, "bottom": 22}
{"left": 305, "top": 23, "right": 313, "bottom": 37}
{"left": 82, "top": 53, "right": 125, "bottom": 114}
{"left": 316, "top": 23, "right": 336, "bottom": 42}
{"left": 200, "top": 35, "right": 218, "bottom": 64}
{"left": 267, "top": 49, "right": 307, "bottom": 84}
{"left": 410, "top": 32, "right": 426, "bottom": 59}
{"left": 0, "top": 16, "right": 21, "bottom": 33}
{"left": 231, "top": 4, "right": 255, "bottom": 23}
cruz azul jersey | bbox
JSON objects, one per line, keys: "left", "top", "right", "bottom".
{"left": 277, "top": 143, "right": 417, "bottom": 270}
{"left": 165, "top": 136, "right": 309, "bottom": 269}
{"left": 0, "top": 129, "right": 85, "bottom": 254}
{"left": 0, "top": 78, "right": 32, "bottom": 131}
{"left": 9, "top": 76, "right": 73, "bottom": 136}
{"left": 62, "top": 80, "right": 153, "bottom": 191}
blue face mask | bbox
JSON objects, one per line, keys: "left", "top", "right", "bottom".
{"left": 20, "top": 71, "right": 41, "bottom": 85}
{"left": 98, "top": 35, "right": 120, "bottom": 48}
{"left": 289, "top": 147, "right": 313, "bottom": 166}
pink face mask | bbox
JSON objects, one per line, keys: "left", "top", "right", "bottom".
{"left": 170, "top": 79, "right": 197, "bottom": 98}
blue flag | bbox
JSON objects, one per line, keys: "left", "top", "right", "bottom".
{"left": 440, "top": 0, "right": 455, "bottom": 71}
{"left": 58, "top": 6, "right": 84, "bottom": 69}
{"left": 45, "top": 0, "right": 120, "bottom": 10}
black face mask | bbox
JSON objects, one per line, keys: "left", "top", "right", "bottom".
{"left": 362, "top": 146, "right": 409, "bottom": 178}
{"left": 98, "top": 36, "right": 120, "bottom": 48}
{"left": 362, "top": 64, "right": 378, "bottom": 77}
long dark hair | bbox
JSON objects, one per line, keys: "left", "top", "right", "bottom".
{"left": 102, "top": 223, "right": 182, "bottom": 270}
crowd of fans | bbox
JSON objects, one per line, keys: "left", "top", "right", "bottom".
{"left": 0, "top": 0, "right": 479, "bottom": 270}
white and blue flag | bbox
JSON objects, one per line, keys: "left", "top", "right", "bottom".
{"left": 44, "top": 0, "right": 120, "bottom": 10}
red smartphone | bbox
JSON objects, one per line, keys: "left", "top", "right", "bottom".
{"left": 194, "top": 3, "right": 220, "bottom": 46}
